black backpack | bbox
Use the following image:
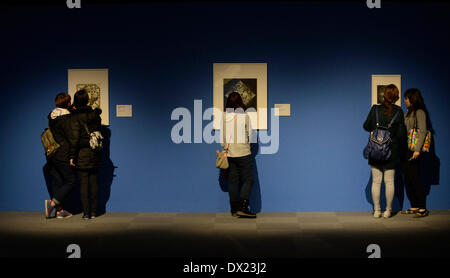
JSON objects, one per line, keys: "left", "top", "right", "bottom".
{"left": 364, "top": 106, "right": 399, "bottom": 163}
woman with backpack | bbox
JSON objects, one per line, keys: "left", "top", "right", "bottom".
{"left": 44, "top": 93, "right": 77, "bottom": 219}
{"left": 401, "top": 88, "right": 431, "bottom": 218}
{"left": 217, "top": 92, "right": 256, "bottom": 218}
{"left": 68, "top": 89, "right": 103, "bottom": 220}
{"left": 363, "top": 84, "right": 407, "bottom": 218}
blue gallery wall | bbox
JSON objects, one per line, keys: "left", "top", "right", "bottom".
{"left": 0, "top": 2, "right": 449, "bottom": 212}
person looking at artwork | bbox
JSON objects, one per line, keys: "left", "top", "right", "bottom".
{"left": 401, "top": 89, "right": 430, "bottom": 218}
{"left": 217, "top": 92, "right": 256, "bottom": 218}
{"left": 363, "top": 84, "right": 406, "bottom": 218}
{"left": 68, "top": 89, "right": 102, "bottom": 220}
{"left": 44, "top": 93, "right": 77, "bottom": 219}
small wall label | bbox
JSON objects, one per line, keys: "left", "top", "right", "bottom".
{"left": 117, "top": 105, "right": 133, "bottom": 117}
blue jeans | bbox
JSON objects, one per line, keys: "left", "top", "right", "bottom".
{"left": 47, "top": 158, "right": 77, "bottom": 206}
{"left": 227, "top": 155, "right": 254, "bottom": 202}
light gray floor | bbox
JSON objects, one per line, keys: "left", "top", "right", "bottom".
{"left": 1, "top": 211, "right": 449, "bottom": 258}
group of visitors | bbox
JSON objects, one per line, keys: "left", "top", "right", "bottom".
{"left": 363, "top": 86, "right": 431, "bottom": 218}
{"left": 44, "top": 89, "right": 102, "bottom": 220}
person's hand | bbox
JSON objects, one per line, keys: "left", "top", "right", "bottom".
{"left": 70, "top": 159, "right": 75, "bottom": 167}
{"left": 409, "top": 151, "right": 420, "bottom": 161}
{"left": 216, "top": 150, "right": 220, "bottom": 157}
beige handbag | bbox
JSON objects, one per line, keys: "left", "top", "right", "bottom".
{"left": 216, "top": 115, "right": 236, "bottom": 169}
{"left": 216, "top": 148, "right": 229, "bottom": 169}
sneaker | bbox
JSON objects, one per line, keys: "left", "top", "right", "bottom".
{"left": 383, "top": 210, "right": 392, "bottom": 219}
{"left": 56, "top": 210, "right": 72, "bottom": 219}
{"left": 45, "top": 200, "right": 56, "bottom": 219}
{"left": 82, "top": 214, "right": 90, "bottom": 220}
{"left": 236, "top": 199, "right": 257, "bottom": 218}
{"left": 373, "top": 210, "right": 382, "bottom": 218}
{"left": 237, "top": 210, "right": 257, "bottom": 218}
{"left": 401, "top": 208, "right": 418, "bottom": 215}
{"left": 413, "top": 210, "right": 429, "bottom": 218}
{"left": 230, "top": 201, "right": 240, "bottom": 217}
{"left": 90, "top": 213, "right": 97, "bottom": 219}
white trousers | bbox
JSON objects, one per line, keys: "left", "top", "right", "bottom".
{"left": 371, "top": 166, "right": 395, "bottom": 211}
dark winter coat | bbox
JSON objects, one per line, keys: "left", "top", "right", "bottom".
{"left": 48, "top": 112, "right": 72, "bottom": 162}
{"left": 68, "top": 106, "right": 102, "bottom": 169}
{"left": 363, "top": 104, "right": 407, "bottom": 170}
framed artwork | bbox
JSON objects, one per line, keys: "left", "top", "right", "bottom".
{"left": 371, "top": 75, "right": 401, "bottom": 106}
{"left": 68, "top": 69, "right": 109, "bottom": 126}
{"left": 213, "top": 63, "right": 267, "bottom": 130}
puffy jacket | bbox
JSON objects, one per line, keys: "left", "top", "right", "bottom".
{"left": 68, "top": 106, "right": 102, "bottom": 169}
{"left": 47, "top": 109, "right": 72, "bottom": 162}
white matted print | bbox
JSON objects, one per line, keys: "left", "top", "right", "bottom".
{"left": 213, "top": 63, "right": 267, "bottom": 130}
{"left": 371, "top": 75, "right": 401, "bottom": 106}
{"left": 68, "top": 69, "right": 109, "bottom": 125}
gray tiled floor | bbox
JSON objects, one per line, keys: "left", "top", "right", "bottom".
{"left": 0, "top": 211, "right": 449, "bottom": 258}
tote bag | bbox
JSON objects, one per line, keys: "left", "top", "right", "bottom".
{"left": 216, "top": 115, "right": 237, "bottom": 169}
{"left": 408, "top": 115, "right": 431, "bottom": 152}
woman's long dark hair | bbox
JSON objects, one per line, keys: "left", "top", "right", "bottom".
{"left": 405, "top": 88, "right": 434, "bottom": 134}
{"left": 73, "top": 89, "right": 89, "bottom": 108}
{"left": 405, "top": 88, "right": 426, "bottom": 117}
{"left": 225, "top": 92, "right": 245, "bottom": 111}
